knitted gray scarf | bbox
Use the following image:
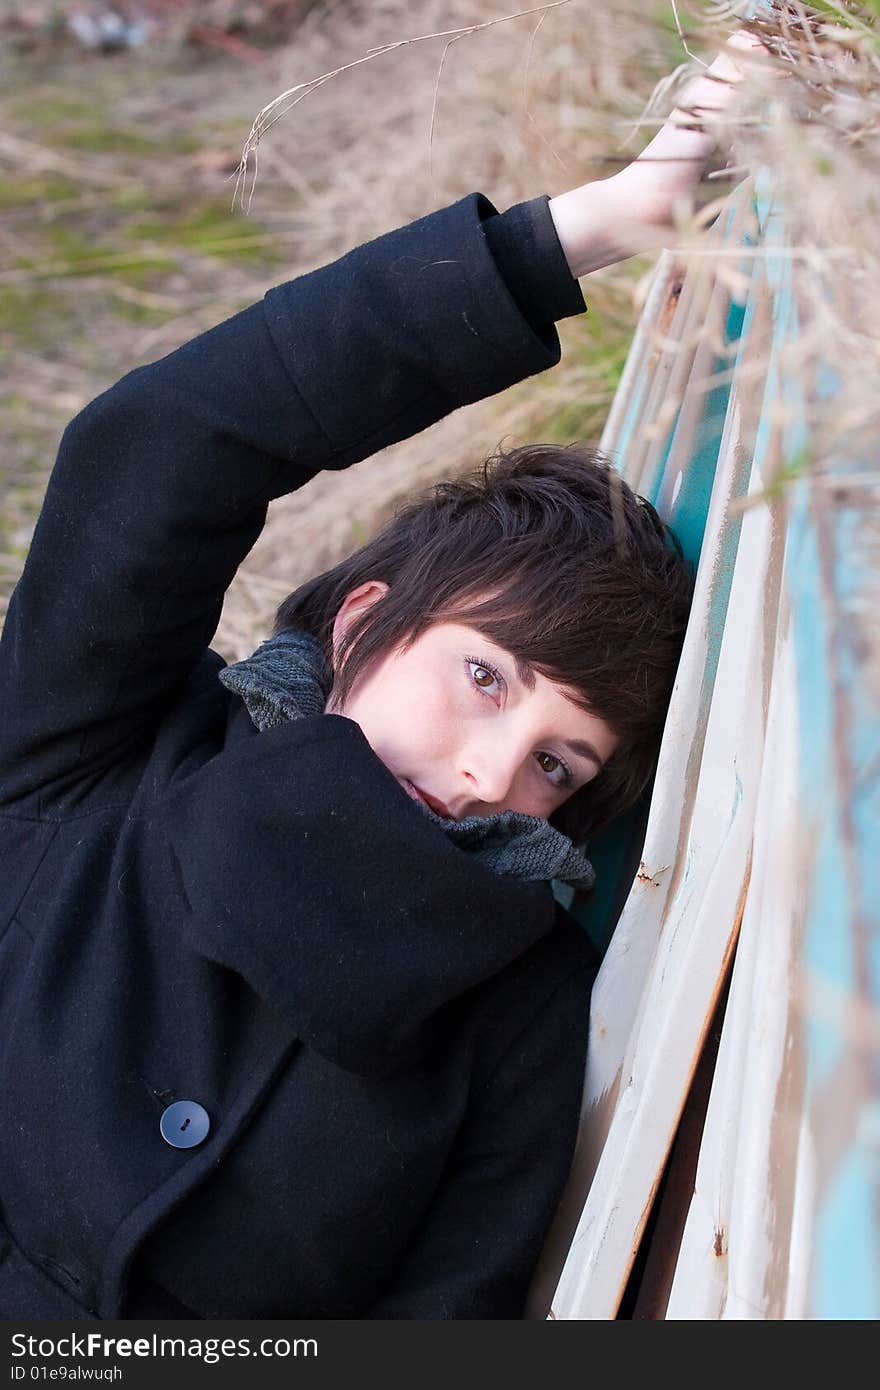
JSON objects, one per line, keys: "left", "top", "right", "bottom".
{"left": 219, "top": 629, "right": 595, "bottom": 892}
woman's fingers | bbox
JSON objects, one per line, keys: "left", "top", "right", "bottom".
{"left": 610, "top": 28, "right": 772, "bottom": 241}
{"left": 677, "top": 29, "right": 770, "bottom": 119}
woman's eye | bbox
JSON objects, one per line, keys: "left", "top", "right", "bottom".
{"left": 466, "top": 659, "right": 502, "bottom": 699}
{"left": 535, "top": 751, "right": 573, "bottom": 788}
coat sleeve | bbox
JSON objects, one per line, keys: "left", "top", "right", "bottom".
{"left": 0, "top": 193, "right": 585, "bottom": 811}
{"left": 363, "top": 963, "right": 595, "bottom": 1320}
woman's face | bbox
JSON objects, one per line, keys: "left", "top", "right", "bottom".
{"left": 326, "top": 583, "right": 618, "bottom": 822}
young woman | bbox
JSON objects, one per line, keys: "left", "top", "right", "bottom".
{"left": 0, "top": 37, "right": 760, "bottom": 1319}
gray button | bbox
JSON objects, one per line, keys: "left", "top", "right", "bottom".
{"left": 160, "top": 1100, "right": 210, "bottom": 1149}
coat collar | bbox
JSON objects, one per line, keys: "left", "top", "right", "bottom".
{"left": 218, "top": 628, "right": 596, "bottom": 892}
{"left": 160, "top": 713, "right": 557, "bottom": 1076}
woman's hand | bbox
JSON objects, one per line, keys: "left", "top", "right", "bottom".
{"left": 617, "top": 30, "right": 767, "bottom": 233}
{"left": 549, "top": 29, "right": 769, "bottom": 278}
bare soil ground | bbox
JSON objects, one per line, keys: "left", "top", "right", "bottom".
{"left": 1, "top": 0, "right": 675, "bottom": 658}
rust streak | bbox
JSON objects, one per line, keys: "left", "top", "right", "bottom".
{"left": 657, "top": 275, "right": 684, "bottom": 339}
{"left": 635, "top": 861, "right": 670, "bottom": 887}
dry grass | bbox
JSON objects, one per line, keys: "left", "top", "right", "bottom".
{"left": 2, "top": 1, "right": 878, "bottom": 665}
{"left": 681, "top": 2, "right": 880, "bottom": 702}
{"left": 727, "top": 1, "right": 879, "bottom": 479}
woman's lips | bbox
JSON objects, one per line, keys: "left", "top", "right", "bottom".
{"left": 403, "top": 780, "right": 454, "bottom": 819}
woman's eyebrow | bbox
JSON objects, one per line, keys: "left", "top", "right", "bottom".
{"left": 563, "top": 738, "right": 603, "bottom": 769}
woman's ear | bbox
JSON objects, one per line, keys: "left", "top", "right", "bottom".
{"left": 331, "top": 579, "right": 389, "bottom": 665}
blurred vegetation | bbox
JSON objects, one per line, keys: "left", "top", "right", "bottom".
{"left": 0, "top": 0, "right": 694, "bottom": 637}
{"left": 0, "top": 11, "right": 307, "bottom": 590}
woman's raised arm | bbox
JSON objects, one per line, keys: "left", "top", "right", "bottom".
{"left": 0, "top": 194, "right": 579, "bottom": 811}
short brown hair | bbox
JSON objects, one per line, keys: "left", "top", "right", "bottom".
{"left": 274, "top": 442, "right": 693, "bottom": 844}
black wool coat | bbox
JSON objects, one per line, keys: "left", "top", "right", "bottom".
{"left": 0, "top": 191, "right": 597, "bottom": 1320}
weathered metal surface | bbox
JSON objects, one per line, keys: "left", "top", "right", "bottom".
{"left": 666, "top": 187, "right": 879, "bottom": 1320}
{"left": 536, "top": 169, "right": 879, "bottom": 1318}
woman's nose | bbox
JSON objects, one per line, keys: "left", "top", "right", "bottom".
{"left": 458, "top": 742, "right": 522, "bottom": 809}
